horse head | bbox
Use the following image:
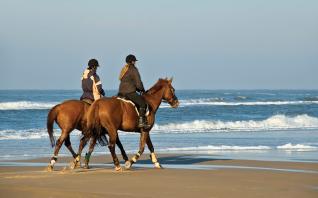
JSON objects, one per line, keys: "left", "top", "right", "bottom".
{"left": 161, "top": 77, "right": 179, "bottom": 108}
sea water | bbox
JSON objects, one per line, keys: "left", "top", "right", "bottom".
{"left": 0, "top": 90, "right": 317, "bottom": 162}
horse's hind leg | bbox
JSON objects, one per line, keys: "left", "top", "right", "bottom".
{"left": 83, "top": 137, "right": 97, "bottom": 169}
{"left": 146, "top": 135, "right": 162, "bottom": 169}
{"left": 64, "top": 135, "right": 77, "bottom": 158}
{"left": 47, "top": 130, "right": 69, "bottom": 172}
{"left": 126, "top": 130, "right": 149, "bottom": 169}
{"left": 116, "top": 135, "right": 129, "bottom": 164}
{"left": 108, "top": 130, "right": 121, "bottom": 171}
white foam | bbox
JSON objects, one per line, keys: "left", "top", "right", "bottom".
{"left": 0, "top": 129, "right": 81, "bottom": 140}
{"left": 0, "top": 101, "right": 57, "bottom": 110}
{"left": 178, "top": 99, "right": 318, "bottom": 107}
{"left": 2, "top": 99, "right": 318, "bottom": 110}
{"left": 159, "top": 145, "right": 271, "bottom": 151}
{"left": 1, "top": 115, "right": 318, "bottom": 140}
{"left": 277, "top": 143, "right": 318, "bottom": 151}
{"left": 153, "top": 114, "right": 318, "bottom": 133}
{"left": 157, "top": 144, "right": 318, "bottom": 152}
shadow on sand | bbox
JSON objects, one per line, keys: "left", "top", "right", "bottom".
{"left": 134, "top": 154, "right": 231, "bottom": 165}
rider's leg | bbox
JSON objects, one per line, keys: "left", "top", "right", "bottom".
{"left": 126, "top": 92, "right": 149, "bottom": 128}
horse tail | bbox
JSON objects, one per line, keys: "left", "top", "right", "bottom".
{"left": 86, "top": 101, "right": 108, "bottom": 146}
{"left": 47, "top": 105, "right": 59, "bottom": 148}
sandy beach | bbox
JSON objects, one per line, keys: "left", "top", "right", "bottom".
{"left": 0, "top": 154, "right": 317, "bottom": 198}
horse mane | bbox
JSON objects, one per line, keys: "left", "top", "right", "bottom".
{"left": 146, "top": 78, "right": 169, "bottom": 95}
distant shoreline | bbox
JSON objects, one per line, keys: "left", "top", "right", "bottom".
{"left": 1, "top": 89, "right": 318, "bottom": 91}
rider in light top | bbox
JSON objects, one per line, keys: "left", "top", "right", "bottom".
{"left": 80, "top": 59, "right": 105, "bottom": 104}
{"left": 118, "top": 54, "right": 150, "bottom": 129}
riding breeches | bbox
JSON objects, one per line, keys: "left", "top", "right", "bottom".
{"left": 124, "top": 92, "right": 147, "bottom": 111}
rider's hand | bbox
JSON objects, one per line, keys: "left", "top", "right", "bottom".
{"left": 101, "top": 89, "right": 105, "bottom": 96}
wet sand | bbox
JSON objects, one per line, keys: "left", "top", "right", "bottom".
{"left": 0, "top": 154, "right": 317, "bottom": 198}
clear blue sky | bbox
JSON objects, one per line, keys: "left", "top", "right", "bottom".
{"left": 1, "top": 0, "right": 317, "bottom": 90}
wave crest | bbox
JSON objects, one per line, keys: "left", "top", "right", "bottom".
{"left": 277, "top": 143, "right": 318, "bottom": 151}
{"left": 153, "top": 114, "right": 318, "bottom": 132}
{"left": 158, "top": 144, "right": 318, "bottom": 152}
{"left": 2, "top": 98, "right": 318, "bottom": 110}
{"left": 0, "top": 129, "right": 81, "bottom": 140}
{"left": 178, "top": 99, "right": 318, "bottom": 107}
{"left": 0, "top": 101, "right": 57, "bottom": 110}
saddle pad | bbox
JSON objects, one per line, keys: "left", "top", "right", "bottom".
{"left": 116, "top": 97, "right": 149, "bottom": 116}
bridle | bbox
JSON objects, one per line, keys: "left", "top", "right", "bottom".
{"left": 162, "top": 87, "right": 179, "bottom": 108}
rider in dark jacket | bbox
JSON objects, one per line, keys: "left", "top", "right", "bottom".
{"left": 118, "top": 54, "right": 149, "bottom": 129}
{"left": 80, "top": 59, "right": 105, "bottom": 104}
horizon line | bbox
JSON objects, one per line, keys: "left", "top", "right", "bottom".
{"left": 1, "top": 88, "right": 318, "bottom": 91}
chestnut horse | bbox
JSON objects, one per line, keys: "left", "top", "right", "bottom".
{"left": 83, "top": 78, "right": 179, "bottom": 171}
{"left": 46, "top": 100, "right": 128, "bottom": 171}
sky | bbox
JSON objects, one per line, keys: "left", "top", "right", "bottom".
{"left": 0, "top": 0, "right": 317, "bottom": 90}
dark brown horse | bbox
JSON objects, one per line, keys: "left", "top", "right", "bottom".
{"left": 83, "top": 78, "right": 179, "bottom": 171}
{"left": 46, "top": 100, "right": 128, "bottom": 171}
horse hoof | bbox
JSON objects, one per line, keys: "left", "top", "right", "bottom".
{"left": 154, "top": 162, "right": 163, "bottom": 169}
{"left": 124, "top": 161, "right": 132, "bottom": 169}
{"left": 47, "top": 165, "right": 53, "bottom": 172}
{"left": 70, "top": 160, "right": 80, "bottom": 170}
{"left": 83, "top": 163, "right": 90, "bottom": 169}
{"left": 115, "top": 166, "right": 122, "bottom": 172}
{"left": 69, "top": 162, "right": 75, "bottom": 169}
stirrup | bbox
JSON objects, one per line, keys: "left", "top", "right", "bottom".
{"left": 138, "top": 116, "right": 151, "bottom": 129}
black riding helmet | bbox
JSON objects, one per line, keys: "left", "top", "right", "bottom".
{"left": 88, "top": 59, "right": 99, "bottom": 68}
{"left": 126, "top": 54, "right": 138, "bottom": 64}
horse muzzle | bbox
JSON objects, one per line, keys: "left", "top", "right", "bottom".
{"left": 171, "top": 100, "right": 179, "bottom": 108}
{"left": 170, "top": 96, "right": 179, "bottom": 108}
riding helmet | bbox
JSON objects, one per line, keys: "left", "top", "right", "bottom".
{"left": 88, "top": 59, "right": 99, "bottom": 68}
{"left": 126, "top": 54, "right": 138, "bottom": 64}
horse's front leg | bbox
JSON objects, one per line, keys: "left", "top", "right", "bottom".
{"left": 83, "top": 137, "right": 97, "bottom": 169}
{"left": 146, "top": 134, "right": 162, "bottom": 169}
{"left": 126, "top": 130, "right": 148, "bottom": 169}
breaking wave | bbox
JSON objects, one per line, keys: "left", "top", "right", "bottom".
{"left": 0, "top": 129, "right": 81, "bottom": 140}
{"left": 277, "top": 143, "right": 318, "bottom": 151}
{"left": 2, "top": 98, "right": 318, "bottom": 110}
{"left": 178, "top": 98, "right": 318, "bottom": 107}
{"left": 158, "top": 143, "right": 318, "bottom": 152}
{"left": 0, "top": 101, "right": 57, "bottom": 110}
{"left": 1, "top": 115, "right": 317, "bottom": 140}
{"left": 153, "top": 114, "right": 318, "bottom": 132}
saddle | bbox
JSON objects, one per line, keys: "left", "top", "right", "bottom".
{"left": 81, "top": 99, "right": 93, "bottom": 105}
{"left": 115, "top": 96, "right": 150, "bottom": 116}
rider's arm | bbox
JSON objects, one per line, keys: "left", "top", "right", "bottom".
{"left": 132, "top": 67, "right": 145, "bottom": 93}
{"left": 92, "top": 74, "right": 105, "bottom": 96}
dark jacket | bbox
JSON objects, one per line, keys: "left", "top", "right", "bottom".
{"left": 118, "top": 64, "right": 145, "bottom": 95}
{"left": 80, "top": 68, "right": 105, "bottom": 101}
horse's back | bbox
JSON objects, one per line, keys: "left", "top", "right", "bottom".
{"left": 95, "top": 97, "right": 138, "bottom": 131}
{"left": 55, "top": 100, "right": 87, "bottom": 130}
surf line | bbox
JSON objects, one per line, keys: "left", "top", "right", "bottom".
{"left": 0, "top": 162, "right": 317, "bottom": 174}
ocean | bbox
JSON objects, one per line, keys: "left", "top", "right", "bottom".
{"left": 0, "top": 90, "right": 318, "bottom": 162}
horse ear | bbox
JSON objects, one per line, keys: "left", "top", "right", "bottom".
{"left": 168, "top": 77, "right": 173, "bottom": 83}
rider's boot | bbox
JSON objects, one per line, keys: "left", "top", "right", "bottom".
{"left": 138, "top": 108, "right": 151, "bottom": 129}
